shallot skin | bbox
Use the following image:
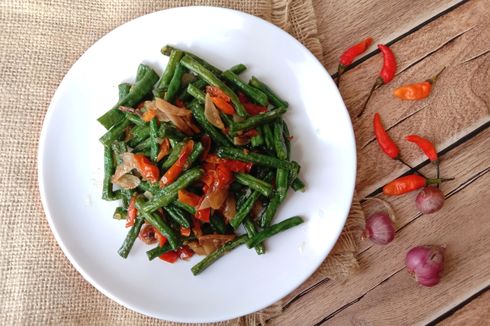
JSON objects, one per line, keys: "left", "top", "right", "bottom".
{"left": 416, "top": 186, "right": 445, "bottom": 214}
{"left": 405, "top": 245, "right": 445, "bottom": 287}
{"left": 363, "top": 212, "right": 395, "bottom": 245}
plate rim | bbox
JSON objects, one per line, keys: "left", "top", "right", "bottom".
{"left": 37, "top": 6, "right": 357, "bottom": 322}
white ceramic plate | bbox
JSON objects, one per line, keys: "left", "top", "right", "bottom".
{"left": 38, "top": 6, "right": 356, "bottom": 323}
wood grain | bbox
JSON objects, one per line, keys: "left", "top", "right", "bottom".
{"left": 320, "top": 172, "right": 490, "bottom": 325}
{"left": 337, "top": 0, "right": 490, "bottom": 197}
{"left": 268, "top": 126, "right": 490, "bottom": 326}
{"left": 437, "top": 289, "right": 490, "bottom": 325}
{"left": 313, "top": 0, "right": 462, "bottom": 72}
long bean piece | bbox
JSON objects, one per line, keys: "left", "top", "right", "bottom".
{"left": 99, "top": 119, "right": 131, "bottom": 146}
{"left": 228, "top": 63, "right": 247, "bottom": 75}
{"left": 164, "top": 62, "right": 185, "bottom": 102}
{"left": 141, "top": 168, "right": 203, "bottom": 213}
{"left": 97, "top": 83, "right": 131, "bottom": 129}
{"left": 162, "top": 141, "right": 184, "bottom": 169}
{"left": 146, "top": 243, "right": 172, "bottom": 261}
{"left": 179, "top": 63, "right": 246, "bottom": 101}
{"left": 186, "top": 83, "right": 205, "bottom": 103}
{"left": 135, "top": 199, "right": 180, "bottom": 249}
{"left": 149, "top": 117, "right": 159, "bottom": 162}
{"left": 291, "top": 178, "right": 306, "bottom": 192}
{"left": 249, "top": 76, "right": 288, "bottom": 108}
{"left": 119, "top": 64, "right": 158, "bottom": 108}
{"left": 124, "top": 112, "right": 146, "bottom": 127}
{"left": 234, "top": 173, "right": 272, "bottom": 197}
{"left": 244, "top": 217, "right": 265, "bottom": 255}
{"left": 273, "top": 120, "right": 289, "bottom": 200}
{"left": 127, "top": 124, "right": 150, "bottom": 147}
{"left": 229, "top": 107, "right": 287, "bottom": 135}
{"left": 173, "top": 200, "right": 196, "bottom": 214}
{"left": 102, "top": 146, "right": 119, "bottom": 200}
{"left": 230, "top": 190, "right": 261, "bottom": 229}
{"left": 190, "top": 102, "right": 233, "bottom": 147}
{"left": 251, "top": 133, "right": 264, "bottom": 147}
{"left": 259, "top": 191, "right": 281, "bottom": 228}
{"left": 161, "top": 45, "right": 223, "bottom": 76}
{"left": 248, "top": 216, "right": 303, "bottom": 248}
{"left": 191, "top": 235, "right": 248, "bottom": 275}
{"left": 185, "top": 141, "right": 204, "bottom": 169}
{"left": 154, "top": 49, "right": 183, "bottom": 98}
{"left": 275, "top": 169, "right": 289, "bottom": 201}
{"left": 216, "top": 147, "right": 299, "bottom": 171}
{"left": 164, "top": 205, "right": 191, "bottom": 228}
{"left": 222, "top": 70, "right": 268, "bottom": 106}
{"left": 261, "top": 124, "right": 274, "bottom": 151}
{"left": 113, "top": 207, "right": 127, "bottom": 220}
{"left": 181, "top": 55, "right": 248, "bottom": 117}
{"left": 158, "top": 121, "right": 186, "bottom": 141}
{"left": 117, "top": 217, "right": 144, "bottom": 258}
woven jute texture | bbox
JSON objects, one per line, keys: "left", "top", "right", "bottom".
{"left": 0, "top": 0, "right": 364, "bottom": 324}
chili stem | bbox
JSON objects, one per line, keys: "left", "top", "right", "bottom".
{"left": 436, "top": 161, "right": 441, "bottom": 187}
{"left": 357, "top": 79, "right": 381, "bottom": 118}
{"left": 427, "top": 177, "right": 454, "bottom": 185}
{"left": 429, "top": 67, "right": 446, "bottom": 84}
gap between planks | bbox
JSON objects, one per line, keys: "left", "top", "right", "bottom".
{"left": 428, "top": 286, "right": 490, "bottom": 325}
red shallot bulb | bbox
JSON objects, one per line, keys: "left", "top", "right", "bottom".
{"left": 362, "top": 212, "right": 395, "bottom": 245}
{"left": 405, "top": 245, "right": 445, "bottom": 287}
{"left": 416, "top": 186, "right": 445, "bottom": 214}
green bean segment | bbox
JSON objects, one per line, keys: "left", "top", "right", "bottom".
{"left": 191, "top": 235, "right": 248, "bottom": 275}
{"left": 249, "top": 216, "right": 304, "bottom": 248}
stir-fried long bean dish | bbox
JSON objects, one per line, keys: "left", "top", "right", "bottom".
{"left": 98, "top": 46, "right": 305, "bottom": 275}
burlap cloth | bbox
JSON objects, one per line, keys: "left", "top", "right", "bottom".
{"left": 0, "top": 0, "right": 365, "bottom": 324}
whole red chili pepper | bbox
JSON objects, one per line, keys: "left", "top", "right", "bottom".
{"left": 374, "top": 112, "right": 399, "bottom": 159}
{"left": 383, "top": 174, "right": 452, "bottom": 196}
{"left": 374, "top": 113, "right": 427, "bottom": 178}
{"left": 336, "top": 37, "right": 373, "bottom": 86}
{"left": 394, "top": 67, "right": 445, "bottom": 100}
{"left": 406, "top": 134, "right": 440, "bottom": 178}
{"left": 378, "top": 44, "right": 397, "bottom": 84}
{"left": 405, "top": 135, "right": 438, "bottom": 161}
{"left": 357, "top": 44, "right": 397, "bottom": 117}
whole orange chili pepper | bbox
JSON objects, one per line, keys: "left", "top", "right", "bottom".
{"left": 336, "top": 37, "right": 373, "bottom": 86}
{"left": 383, "top": 174, "right": 452, "bottom": 196}
{"left": 394, "top": 67, "right": 445, "bottom": 100}
{"left": 358, "top": 44, "right": 397, "bottom": 117}
{"left": 405, "top": 134, "right": 440, "bottom": 178}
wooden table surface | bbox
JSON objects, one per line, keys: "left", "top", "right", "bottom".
{"left": 270, "top": 1, "right": 490, "bottom": 325}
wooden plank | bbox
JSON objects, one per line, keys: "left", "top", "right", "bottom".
{"left": 313, "top": 0, "right": 462, "bottom": 72}
{"left": 336, "top": 0, "right": 490, "bottom": 197}
{"left": 268, "top": 127, "right": 490, "bottom": 326}
{"left": 437, "top": 289, "right": 490, "bottom": 325}
{"left": 319, "top": 172, "right": 490, "bottom": 325}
